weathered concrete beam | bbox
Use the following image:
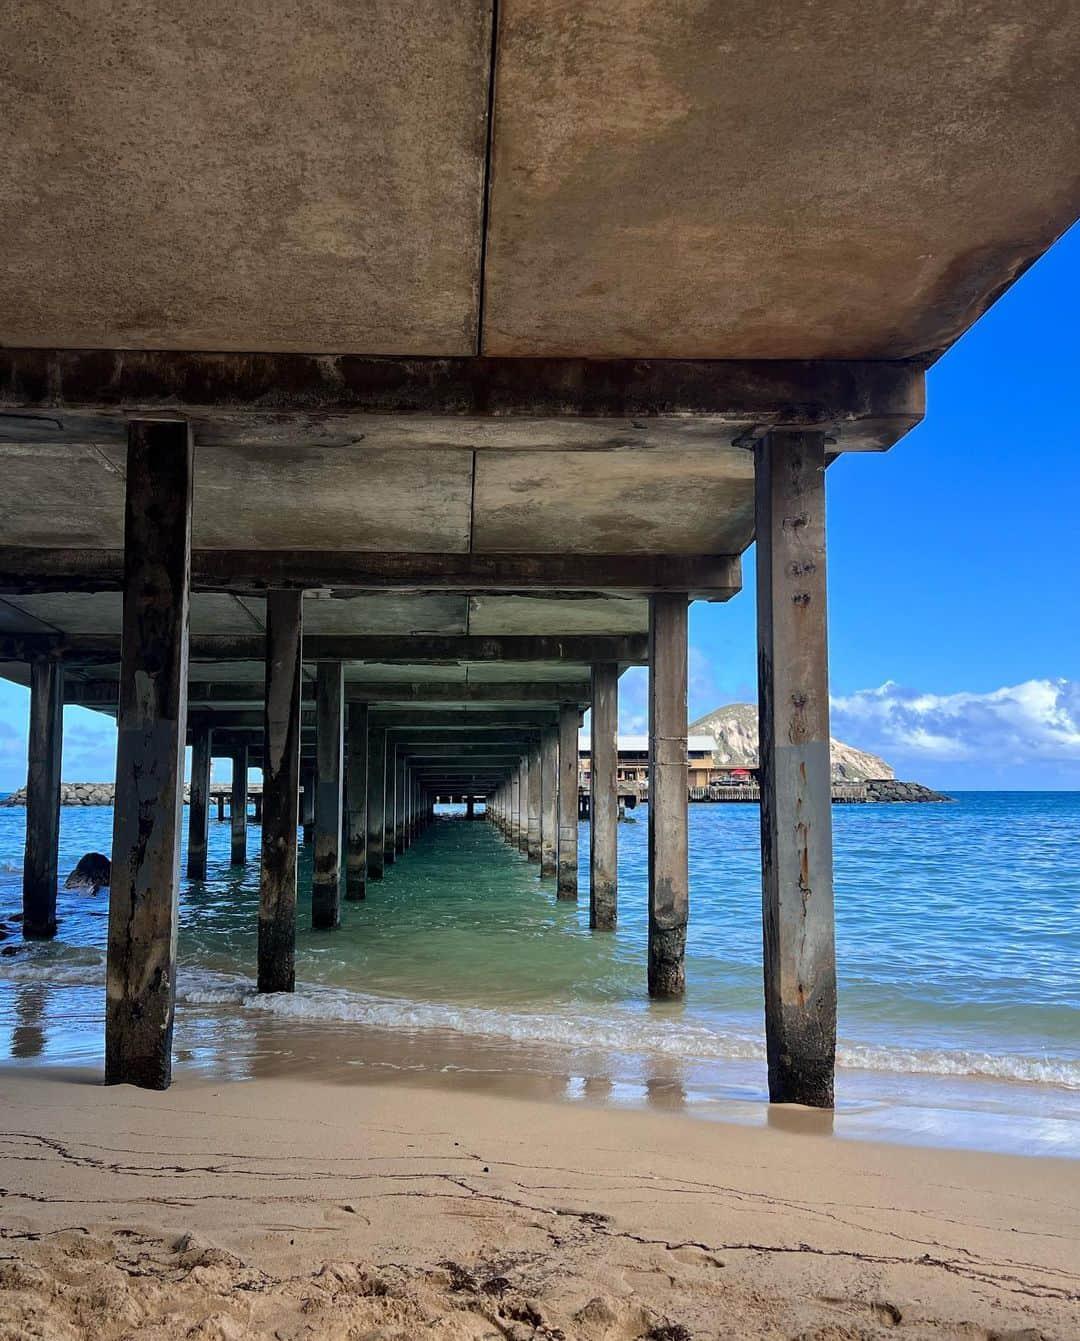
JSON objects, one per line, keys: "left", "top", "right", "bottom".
{"left": 756, "top": 430, "right": 836, "bottom": 1109}
{"left": 106, "top": 419, "right": 193, "bottom": 1090}
{"left": 62, "top": 680, "right": 592, "bottom": 710}
{"left": 0, "top": 548, "right": 741, "bottom": 600}
{"left": 589, "top": 663, "right": 618, "bottom": 931}
{"left": 22, "top": 657, "right": 63, "bottom": 938}
{"left": 348, "top": 682, "right": 592, "bottom": 704}
{"left": 3, "top": 633, "right": 649, "bottom": 665}
{"left": 0, "top": 350, "right": 924, "bottom": 452}
{"left": 393, "top": 740, "right": 539, "bottom": 754}
{"left": 186, "top": 722, "right": 212, "bottom": 881}
{"left": 305, "top": 709, "right": 561, "bottom": 728}
{"left": 312, "top": 662, "right": 344, "bottom": 929}
{"left": 258, "top": 589, "right": 303, "bottom": 993}
{"left": 557, "top": 704, "right": 579, "bottom": 899}
{"left": 648, "top": 594, "right": 688, "bottom": 999}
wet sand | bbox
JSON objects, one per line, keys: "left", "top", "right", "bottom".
{"left": 1, "top": 1066, "right": 1078, "bottom": 1339}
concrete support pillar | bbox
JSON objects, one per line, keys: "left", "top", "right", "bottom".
{"left": 106, "top": 419, "right": 193, "bottom": 1090}
{"left": 300, "top": 767, "right": 315, "bottom": 844}
{"left": 648, "top": 593, "right": 688, "bottom": 998}
{"left": 253, "top": 792, "right": 263, "bottom": 823}
{"left": 557, "top": 704, "right": 579, "bottom": 899}
{"left": 518, "top": 757, "right": 530, "bottom": 853}
{"left": 395, "top": 752, "right": 407, "bottom": 853}
{"left": 345, "top": 703, "right": 369, "bottom": 900}
{"left": 258, "top": 589, "right": 303, "bottom": 992}
{"left": 527, "top": 745, "right": 541, "bottom": 861}
{"left": 186, "top": 721, "right": 212, "bottom": 881}
{"left": 756, "top": 429, "right": 836, "bottom": 1108}
{"left": 367, "top": 726, "right": 386, "bottom": 880}
{"left": 466, "top": 794, "right": 476, "bottom": 820}
{"left": 590, "top": 663, "right": 619, "bottom": 930}
{"left": 217, "top": 792, "right": 226, "bottom": 823}
{"left": 384, "top": 746, "right": 398, "bottom": 867}
{"left": 230, "top": 745, "right": 249, "bottom": 865}
{"left": 540, "top": 725, "right": 558, "bottom": 877}
{"left": 22, "top": 656, "right": 63, "bottom": 938}
{"left": 510, "top": 769, "right": 520, "bottom": 849}
{"left": 312, "top": 662, "right": 344, "bottom": 929}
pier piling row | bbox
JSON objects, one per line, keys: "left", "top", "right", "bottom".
{"left": 6, "top": 392, "right": 883, "bottom": 1103}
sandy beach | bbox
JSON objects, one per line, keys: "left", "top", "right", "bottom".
{"left": 1, "top": 1066, "right": 1077, "bottom": 1340}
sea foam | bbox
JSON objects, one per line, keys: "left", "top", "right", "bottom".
{"left": 176, "top": 969, "right": 1080, "bottom": 1091}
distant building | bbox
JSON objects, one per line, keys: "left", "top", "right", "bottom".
{"left": 579, "top": 735, "right": 718, "bottom": 794}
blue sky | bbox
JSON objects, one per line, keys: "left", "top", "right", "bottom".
{"left": 1, "top": 225, "right": 1078, "bottom": 791}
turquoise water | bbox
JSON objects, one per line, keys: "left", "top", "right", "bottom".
{"left": 1, "top": 793, "right": 1078, "bottom": 1143}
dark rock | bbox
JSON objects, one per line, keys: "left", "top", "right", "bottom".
{"left": 866, "top": 779, "right": 952, "bottom": 803}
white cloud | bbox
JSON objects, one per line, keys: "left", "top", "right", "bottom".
{"left": 830, "top": 679, "right": 1080, "bottom": 764}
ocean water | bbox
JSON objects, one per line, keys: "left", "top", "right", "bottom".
{"left": 1, "top": 793, "right": 1078, "bottom": 1152}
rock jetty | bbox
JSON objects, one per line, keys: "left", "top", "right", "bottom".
{"left": 1, "top": 782, "right": 117, "bottom": 807}
{"left": 866, "top": 779, "right": 952, "bottom": 803}
{"left": 2, "top": 783, "right": 203, "bottom": 807}
{"left": 1, "top": 783, "right": 266, "bottom": 808}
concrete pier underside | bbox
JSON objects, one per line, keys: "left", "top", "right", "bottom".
{"left": 2, "top": 0, "right": 1077, "bottom": 1095}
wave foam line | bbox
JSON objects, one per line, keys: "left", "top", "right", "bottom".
{"left": 176, "top": 972, "right": 1080, "bottom": 1091}
{"left": 3, "top": 954, "right": 1076, "bottom": 1091}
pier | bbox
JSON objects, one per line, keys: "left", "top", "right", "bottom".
{"left": 1, "top": 1, "right": 1075, "bottom": 1106}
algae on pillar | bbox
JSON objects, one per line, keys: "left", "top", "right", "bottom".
{"left": 187, "top": 721, "right": 212, "bottom": 880}
{"left": 556, "top": 704, "right": 579, "bottom": 899}
{"left": 648, "top": 594, "right": 688, "bottom": 998}
{"left": 22, "top": 656, "right": 63, "bottom": 939}
{"left": 590, "top": 663, "right": 618, "bottom": 930}
{"left": 106, "top": 419, "right": 192, "bottom": 1090}
{"left": 346, "top": 703, "right": 369, "bottom": 900}
{"left": 312, "top": 662, "right": 344, "bottom": 929}
{"left": 755, "top": 429, "right": 836, "bottom": 1108}
{"left": 258, "top": 589, "right": 303, "bottom": 992}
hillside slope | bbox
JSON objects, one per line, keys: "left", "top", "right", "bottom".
{"left": 689, "top": 703, "right": 894, "bottom": 782}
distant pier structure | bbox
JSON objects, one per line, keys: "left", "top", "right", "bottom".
{"left": 1, "top": 2, "right": 1076, "bottom": 1102}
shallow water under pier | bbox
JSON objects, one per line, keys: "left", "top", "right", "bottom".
{"left": 0, "top": 796, "right": 1078, "bottom": 1157}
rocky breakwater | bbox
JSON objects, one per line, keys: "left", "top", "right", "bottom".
{"left": 1, "top": 784, "right": 254, "bottom": 807}
{"left": 1, "top": 782, "right": 117, "bottom": 807}
{"left": 866, "top": 779, "right": 952, "bottom": 803}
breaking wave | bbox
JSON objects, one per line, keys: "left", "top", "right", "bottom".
{"left": 174, "top": 968, "right": 1080, "bottom": 1091}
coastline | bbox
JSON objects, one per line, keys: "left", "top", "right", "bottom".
{"left": 2, "top": 1066, "right": 1078, "bottom": 1339}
